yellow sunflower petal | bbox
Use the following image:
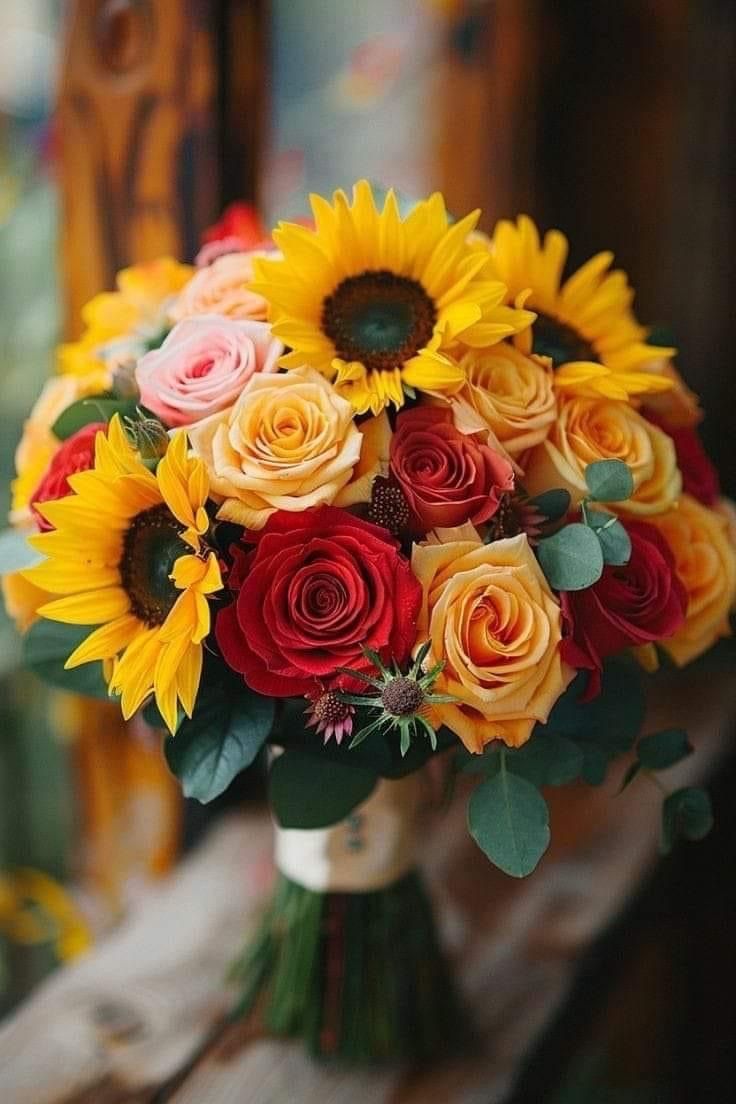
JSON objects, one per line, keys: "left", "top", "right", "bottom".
{"left": 65, "top": 614, "right": 141, "bottom": 668}
{"left": 39, "top": 587, "right": 131, "bottom": 625}
{"left": 177, "top": 644, "right": 203, "bottom": 718}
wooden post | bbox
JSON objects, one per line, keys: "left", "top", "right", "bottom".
{"left": 56, "top": 0, "right": 248, "bottom": 338}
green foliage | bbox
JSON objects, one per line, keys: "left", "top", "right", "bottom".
{"left": 583, "top": 507, "right": 632, "bottom": 566}
{"left": 23, "top": 619, "right": 109, "bottom": 698}
{"left": 273, "top": 697, "right": 454, "bottom": 780}
{"left": 269, "top": 750, "right": 377, "bottom": 829}
{"left": 460, "top": 732, "right": 582, "bottom": 788}
{"left": 637, "top": 728, "right": 692, "bottom": 771}
{"left": 537, "top": 522, "right": 604, "bottom": 591}
{"left": 529, "top": 488, "right": 571, "bottom": 522}
{"left": 0, "top": 529, "right": 42, "bottom": 574}
{"left": 142, "top": 698, "right": 183, "bottom": 734}
{"left": 51, "top": 397, "right": 141, "bottom": 440}
{"left": 618, "top": 728, "right": 693, "bottom": 792}
{"left": 544, "top": 660, "right": 646, "bottom": 784}
{"left": 585, "top": 459, "right": 635, "bottom": 502}
{"left": 468, "top": 754, "right": 550, "bottom": 877}
{"left": 661, "top": 787, "right": 713, "bottom": 854}
{"left": 165, "top": 689, "right": 274, "bottom": 803}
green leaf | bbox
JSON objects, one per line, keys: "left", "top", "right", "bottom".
{"left": 637, "top": 728, "right": 692, "bottom": 771}
{"left": 661, "top": 787, "right": 713, "bottom": 854}
{"left": 165, "top": 691, "right": 274, "bottom": 803}
{"left": 546, "top": 660, "right": 645, "bottom": 753}
{"left": 537, "top": 523, "right": 604, "bottom": 591}
{"left": 529, "top": 488, "right": 571, "bottom": 522}
{"left": 459, "top": 745, "right": 502, "bottom": 775}
{"left": 467, "top": 757, "right": 550, "bottom": 877}
{"left": 23, "top": 619, "right": 109, "bottom": 698}
{"left": 269, "top": 750, "right": 377, "bottom": 829}
{"left": 585, "top": 459, "right": 634, "bottom": 503}
{"left": 0, "top": 528, "right": 43, "bottom": 574}
{"left": 584, "top": 508, "right": 632, "bottom": 566}
{"left": 51, "top": 397, "right": 141, "bottom": 441}
{"left": 579, "top": 744, "right": 609, "bottom": 786}
{"left": 142, "top": 698, "right": 184, "bottom": 734}
{"left": 506, "top": 733, "right": 583, "bottom": 787}
{"left": 617, "top": 760, "right": 641, "bottom": 794}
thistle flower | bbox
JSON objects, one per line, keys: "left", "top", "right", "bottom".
{"left": 366, "top": 476, "right": 411, "bottom": 537}
{"left": 305, "top": 691, "right": 355, "bottom": 745}
{"left": 337, "top": 642, "right": 455, "bottom": 756}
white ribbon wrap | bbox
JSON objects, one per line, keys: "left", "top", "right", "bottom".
{"left": 274, "top": 772, "right": 425, "bottom": 893}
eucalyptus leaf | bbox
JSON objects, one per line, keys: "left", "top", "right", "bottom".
{"left": 584, "top": 508, "right": 632, "bottom": 566}
{"left": 661, "top": 787, "right": 713, "bottom": 854}
{"left": 529, "top": 488, "right": 571, "bottom": 522}
{"left": 0, "top": 528, "right": 43, "bottom": 574}
{"left": 585, "top": 459, "right": 634, "bottom": 503}
{"left": 165, "top": 691, "right": 274, "bottom": 803}
{"left": 537, "top": 523, "right": 604, "bottom": 591}
{"left": 467, "top": 760, "right": 550, "bottom": 877}
{"left": 269, "top": 750, "right": 377, "bottom": 829}
{"left": 52, "top": 397, "right": 141, "bottom": 440}
{"left": 637, "top": 728, "right": 692, "bottom": 771}
{"left": 23, "top": 619, "right": 109, "bottom": 698}
{"left": 506, "top": 733, "right": 583, "bottom": 787}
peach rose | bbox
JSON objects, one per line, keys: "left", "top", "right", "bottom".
{"left": 135, "top": 317, "right": 283, "bottom": 428}
{"left": 169, "top": 251, "right": 270, "bottom": 323}
{"left": 647, "top": 494, "right": 736, "bottom": 665}
{"left": 412, "top": 533, "right": 573, "bottom": 752}
{"left": 448, "top": 344, "right": 557, "bottom": 459}
{"left": 523, "top": 396, "right": 681, "bottom": 516}
{"left": 189, "top": 366, "right": 389, "bottom": 528}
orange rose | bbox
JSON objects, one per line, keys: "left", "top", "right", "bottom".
{"left": 647, "top": 494, "right": 736, "bottom": 665}
{"left": 524, "top": 395, "right": 681, "bottom": 516}
{"left": 412, "top": 533, "right": 572, "bottom": 751}
{"left": 169, "top": 251, "right": 270, "bottom": 323}
{"left": 448, "top": 343, "right": 557, "bottom": 460}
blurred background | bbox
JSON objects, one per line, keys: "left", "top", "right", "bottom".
{"left": 0, "top": 1, "right": 734, "bottom": 1098}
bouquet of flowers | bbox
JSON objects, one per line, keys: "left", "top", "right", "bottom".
{"left": 2, "top": 182, "right": 735, "bottom": 1062}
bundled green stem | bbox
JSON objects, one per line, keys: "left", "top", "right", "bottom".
{"left": 229, "top": 870, "right": 467, "bottom": 1063}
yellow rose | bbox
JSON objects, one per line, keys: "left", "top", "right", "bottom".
{"left": 523, "top": 395, "right": 681, "bottom": 515}
{"left": 412, "top": 533, "right": 572, "bottom": 751}
{"left": 189, "top": 366, "right": 390, "bottom": 528}
{"left": 647, "top": 495, "right": 736, "bottom": 665}
{"left": 10, "top": 370, "right": 109, "bottom": 526}
{"left": 447, "top": 343, "right": 557, "bottom": 459}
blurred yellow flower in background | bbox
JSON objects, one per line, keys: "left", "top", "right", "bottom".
{"left": 58, "top": 257, "right": 193, "bottom": 377}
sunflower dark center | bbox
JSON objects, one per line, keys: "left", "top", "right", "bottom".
{"left": 120, "top": 504, "right": 189, "bottom": 627}
{"left": 321, "top": 269, "right": 437, "bottom": 372}
{"left": 532, "top": 312, "right": 596, "bottom": 365}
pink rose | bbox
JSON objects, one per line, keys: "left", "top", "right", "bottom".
{"left": 135, "top": 316, "right": 283, "bottom": 428}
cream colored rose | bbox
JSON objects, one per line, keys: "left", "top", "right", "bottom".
{"left": 169, "top": 251, "right": 269, "bottom": 323}
{"left": 647, "top": 495, "right": 736, "bottom": 665}
{"left": 448, "top": 343, "right": 557, "bottom": 459}
{"left": 523, "top": 396, "right": 681, "bottom": 515}
{"left": 189, "top": 366, "right": 389, "bottom": 528}
{"left": 412, "top": 534, "right": 573, "bottom": 752}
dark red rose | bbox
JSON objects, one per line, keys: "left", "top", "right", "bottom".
{"left": 648, "top": 415, "right": 720, "bottom": 506}
{"left": 389, "top": 406, "right": 514, "bottom": 531}
{"left": 216, "top": 507, "right": 422, "bottom": 697}
{"left": 31, "top": 422, "right": 105, "bottom": 531}
{"left": 561, "top": 519, "right": 688, "bottom": 698}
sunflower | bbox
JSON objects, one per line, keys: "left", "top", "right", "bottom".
{"left": 24, "top": 417, "right": 222, "bottom": 733}
{"left": 486, "top": 215, "right": 675, "bottom": 401}
{"left": 251, "top": 180, "right": 535, "bottom": 415}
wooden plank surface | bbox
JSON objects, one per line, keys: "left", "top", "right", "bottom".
{"left": 0, "top": 661, "right": 733, "bottom": 1104}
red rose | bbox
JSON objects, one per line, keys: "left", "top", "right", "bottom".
{"left": 561, "top": 519, "right": 687, "bottom": 698}
{"left": 31, "top": 422, "right": 104, "bottom": 532}
{"left": 389, "top": 406, "right": 514, "bottom": 531}
{"left": 216, "top": 507, "right": 422, "bottom": 697}
{"left": 645, "top": 410, "right": 720, "bottom": 505}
